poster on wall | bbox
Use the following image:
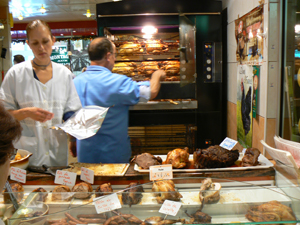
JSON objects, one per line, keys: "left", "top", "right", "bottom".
{"left": 235, "top": 5, "right": 264, "bottom": 65}
{"left": 252, "top": 65, "right": 260, "bottom": 118}
{"left": 237, "top": 65, "right": 253, "bottom": 148}
{"left": 50, "top": 46, "right": 70, "bottom": 65}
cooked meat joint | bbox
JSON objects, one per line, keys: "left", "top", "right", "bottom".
{"left": 241, "top": 148, "right": 261, "bottom": 167}
{"left": 164, "top": 147, "right": 189, "bottom": 169}
{"left": 131, "top": 153, "right": 162, "bottom": 169}
{"left": 193, "top": 145, "right": 239, "bottom": 169}
{"left": 122, "top": 182, "right": 144, "bottom": 206}
{"left": 152, "top": 180, "right": 182, "bottom": 204}
{"left": 199, "top": 178, "right": 221, "bottom": 204}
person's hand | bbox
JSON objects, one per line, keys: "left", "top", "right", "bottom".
{"left": 27, "top": 107, "right": 54, "bottom": 122}
{"left": 69, "top": 141, "right": 77, "bottom": 157}
{"left": 152, "top": 69, "right": 166, "bottom": 80}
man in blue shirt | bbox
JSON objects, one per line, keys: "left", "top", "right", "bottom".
{"left": 73, "top": 37, "right": 165, "bottom": 163}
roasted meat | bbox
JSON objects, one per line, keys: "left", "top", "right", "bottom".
{"left": 122, "top": 182, "right": 144, "bottom": 206}
{"left": 31, "top": 187, "right": 48, "bottom": 202}
{"left": 51, "top": 185, "right": 73, "bottom": 201}
{"left": 164, "top": 147, "right": 189, "bottom": 169}
{"left": 199, "top": 178, "right": 221, "bottom": 204}
{"left": 3, "top": 182, "right": 24, "bottom": 203}
{"left": 193, "top": 145, "right": 239, "bottom": 169}
{"left": 152, "top": 180, "right": 182, "bottom": 204}
{"left": 72, "top": 182, "right": 93, "bottom": 199}
{"left": 138, "top": 65, "right": 160, "bottom": 76}
{"left": 131, "top": 153, "right": 162, "bottom": 169}
{"left": 241, "top": 148, "right": 261, "bottom": 167}
{"left": 112, "top": 62, "right": 136, "bottom": 76}
{"left": 245, "top": 200, "right": 296, "bottom": 224}
{"left": 104, "top": 213, "right": 143, "bottom": 225}
{"left": 95, "top": 183, "right": 113, "bottom": 198}
{"left": 119, "top": 43, "right": 143, "bottom": 54}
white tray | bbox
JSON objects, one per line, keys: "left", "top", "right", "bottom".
{"left": 134, "top": 153, "right": 274, "bottom": 173}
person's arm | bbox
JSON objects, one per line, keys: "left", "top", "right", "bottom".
{"left": 149, "top": 70, "right": 166, "bottom": 100}
{"left": 8, "top": 108, "right": 54, "bottom": 122}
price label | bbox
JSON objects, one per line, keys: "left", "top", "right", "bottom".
{"left": 94, "top": 193, "right": 121, "bottom": 214}
{"left": 10, "top": 167, "right": 26, "bottom": 183}
{"left": 219, "top": 137, "right": 238, "bottom": 150}
{"left": 159, "top": 200, "right": 182, "bottom": 216}
{"left": 54, "top": 170, "right": 77, "bottom": 186}
{"left": 80, "top": 167, "right": 94, "bottom": 184}
{"left": 149, "top": 164, "right": 173, "bottom": 181}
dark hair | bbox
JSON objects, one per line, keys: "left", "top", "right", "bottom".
{"left": 0, "top": 101, "right": 22, "bottom": 165}
{"left": 88, "top": 37, "right": 114, "bottom": 61}
{"left": 26, "top": 19, "right": 53, "bottom": 40}
{"left": 13, "top": 55, "right": 25, "bottom": 64}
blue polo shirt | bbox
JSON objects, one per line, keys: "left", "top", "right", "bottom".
{"left": 73, "top": 66, "right": 150, "bottom": 163}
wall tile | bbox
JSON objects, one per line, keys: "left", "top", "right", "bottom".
{"left": 258, "top": 63, "right": 267, "bottom": 118}
{"left": 227, "top": 22, "right": 238, "bottom": 63}
{"left": 267, "top": 62, "right": 279, "bottom": 119}
{"left": 268, "top": 3, "right": 279, "bottom": 62}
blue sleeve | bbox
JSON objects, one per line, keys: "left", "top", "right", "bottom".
{"left": 63, "top": 111, "right": 75, "bottom": 121}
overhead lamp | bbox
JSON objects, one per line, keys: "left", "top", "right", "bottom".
{"left": 141, "top": 25, "right": 157, "bottom": 35}
{"left": 40, "top": 4, "right": 46, "bottom": 14}
{"left": 0, "top": 23, "right": 4, "bottom": 30}
{"left": 84, "top": 9, "right": 93, "bottom": 18}
{"left": 18, "top": 14, "right": 23, "bottom": 20}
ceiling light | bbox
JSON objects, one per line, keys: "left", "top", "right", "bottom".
{"left": 40, "top": 4, "right": 46, "bottom": 14}
{"left": 0, "top": 23, "right": 4, "bottom": 30}
{"left": 18, "top": 14, "right": 23, "bottom": 20}
{"left": 141, "top": 26, "right": 157, "bottom": 35}
{"left": 84, "top": 9, "right": 94, "bottom": 18}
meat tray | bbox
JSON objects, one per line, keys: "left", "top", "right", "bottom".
{"left": 134, "top": 153, "right": 274, "bottom": 173}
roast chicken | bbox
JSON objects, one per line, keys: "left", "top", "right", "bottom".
{"left": 241, "top": 148, "right": 261, "bottom": 167}
{"left": 72, "top": 182, "right": 93, "bottom": 199}
{"left": 164, "top": 147, "right": 189, "bottom": 169}
{"left": 185, "top": 210, "right": 212, "bottom": 224}
{"left": 119, "top": 43, "right": 143, "bottom": 54}
{"left": 112, "top": 62, "right": 136, "bottom": 76}
{"left": 245, "top": 200, "right": 296, "bottom": 224}
{"left": 152, "top": 179, "right": 182, "bottom": 204}
{"left": 31, "top": 187, "right": 48, "bottom": 202}
{"left": 122, "top": 182, "right": 144, "bottom": 206}
{"left": 131, "top": 153, "right": 162, "bottom": 169}
{"left": 161, "top": 61, "right": 180, "bottom": 75}
{"left": 193, "top": 145, "right": 239, "bottom": 169}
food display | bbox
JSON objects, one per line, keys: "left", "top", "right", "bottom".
{"left": 185, "top": 209, "right": 212, "bottom": 224}
{"left": 199, "top": 178, "right": 221, "bottom": 204}
{"left": 51, "top": 185, "right": 72, "bottom": 201}
{"left": 152, "top": 179, "right": 182, "bottom": 204}
{"left": 164, "top": 147, "right": 189, "bottom": 169}
{"left": 131, "top": 153, "right": 162, "bottom": 169}
{"left": 241, "top": 148, "right": 261, "bottom": 167}
{"left": 193, "top": 145, "right": 240, "bottom": 169}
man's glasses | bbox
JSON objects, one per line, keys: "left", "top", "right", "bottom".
{"left": 10, "top": 148, "right": 18, "bottom": 160}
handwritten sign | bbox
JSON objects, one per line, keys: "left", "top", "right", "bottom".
{"left": 94, "top": 193, "right": 121, "bottom": 214}
{"left": 54, "top": 170, "right": 77, "bottom": 186}
{"left": 149, "top": 164, "right": 173, "bottom": 181}
{"left": 10, "top": 167, "right": 26, "bottom": 183}
{"left": 80, "top": 167, "right": 94, "bottom": 184}
{"left": 159, "top": 200, "right": 182, "bottom": 216}
{"left": 219, "top": 137, "right": 238, "bottom": 150}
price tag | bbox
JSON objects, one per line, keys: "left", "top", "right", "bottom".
{"left": 80, "top": 167, "right": 94, "bottom": 184}
{"left": 159, "top": 200, "right": 182, "bottom": 216}
{"left": 10, "top": 167, "right": 26, "bottom": 183}
{"left": 149, "top": 164, "right": 173, "bottom": 181}
{"left": 94, "top": 193, "right": 121, "bottom": 214}
{"left": 54, "top": 170, "right": 77, "bottom": 186}
{"left": 219, "top": 137, "right": 238, "bottom": 150}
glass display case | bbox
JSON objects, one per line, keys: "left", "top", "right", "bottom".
{"left": 2, "top": 166, "right": 300, "bottom": 225}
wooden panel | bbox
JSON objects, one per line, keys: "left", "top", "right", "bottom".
{"left": 227, "top": 101, "right": 237, "bottom": 140}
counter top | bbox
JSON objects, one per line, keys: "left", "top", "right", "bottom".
{"left": 17, "top": 163, "right": 276, "bottom": 185}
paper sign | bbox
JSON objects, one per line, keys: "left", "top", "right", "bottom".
{"left": 159, "top": 200, "right": 182, "bottom": 216}
{"left": 219, "top": 137, "right": 238, "bottom": 150}
{"left": 54, "top": 170, "right": 77, "bottom": 186}
{"left": 94, "top": 193, "right": 121, "bottom": 214}
{"left": 10, "top": 167, "right": 26, "bottom": 183}
{"left": 80, "top": 167, "right": 94, "bottom": 184}
{"left": 149, "top": 164, "right": 173, "bottom": 181}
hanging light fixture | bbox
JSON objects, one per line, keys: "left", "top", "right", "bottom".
{"left": 84, "top": 9, "right": 93, "bottom": 18}
{"left": 40, "top": 4, "right": 46, "bottom": 14}
{"left": 18, "top": 14, "right": 23, "bottom": 20}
